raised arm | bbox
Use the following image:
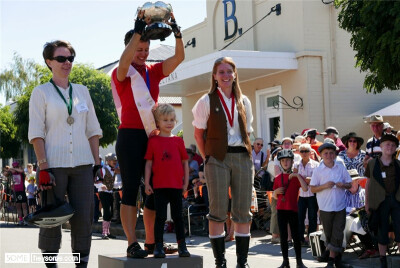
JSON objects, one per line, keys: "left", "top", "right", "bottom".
{"left": 116, "top": 11, "right": 148, "bottom": 82}
{"left": 161, "top": 13, "right": 185, "bottom": 76}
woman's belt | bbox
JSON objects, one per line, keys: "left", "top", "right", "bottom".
{"left": 227, "top": 146, "right": 247, "bottom": 153}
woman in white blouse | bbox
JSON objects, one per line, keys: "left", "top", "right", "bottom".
{"left": 192, "top": 57, "right": 254, "bottom": 268}
{"left": 28, "top": 40, "right": 102, "bottom": 268}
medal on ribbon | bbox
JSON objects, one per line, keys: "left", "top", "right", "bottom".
{"left": 50, "top": 79, "right": 74, "bottom": 125}
{"left": 216, "top": 89, "right": 235, "bottom": 136}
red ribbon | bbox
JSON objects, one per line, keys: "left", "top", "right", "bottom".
{"left": 216, "top": 89, "right": 235, "bottom": 128}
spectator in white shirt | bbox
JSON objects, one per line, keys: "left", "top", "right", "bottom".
{"left": 28, "top": 40, "right": 102, "bottom": 268}
{"left": 293, "top": 143, "right": 319, "bottom": 246}
{"left": 310, "top": 139, "right": 352, "bottom": 268}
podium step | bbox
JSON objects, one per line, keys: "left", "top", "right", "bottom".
{"left": 99, "top": 253, "right": 203, "bottom": 268}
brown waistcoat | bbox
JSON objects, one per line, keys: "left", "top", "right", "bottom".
{"left": 204, "top": 90, "right": 252, "bottom": 161}
{"left": 367, "top": 158, "right": 400, "bottom": 210}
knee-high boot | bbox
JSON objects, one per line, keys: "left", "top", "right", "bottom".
{"left": 210, "top": 237, "right": 227, "bottom": 268}
{"left": 235, "top": 236, "right": 250, "bottom": 268}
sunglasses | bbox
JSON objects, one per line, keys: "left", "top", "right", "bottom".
{"left": 299, "top": 150, "right": 310, "bottom": 153}
{"left": 256, "top": 143, "right": 263, "bottom": 147}
{"left": 348, "top": 139, "right": 358, "bottom": 143}
{"left": 51, "top": 56, "right": 75, "bottom": 63}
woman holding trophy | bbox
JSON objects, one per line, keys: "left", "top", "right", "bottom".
{"left": 111, "top": 3, "right": 184, "bottom": 258}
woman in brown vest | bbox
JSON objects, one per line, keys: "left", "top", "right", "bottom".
{"left": 192, "top": 57, "right": 254, "bottom": 268}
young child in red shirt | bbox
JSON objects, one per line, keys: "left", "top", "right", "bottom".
{"left": 273, "top": 149, "right": 308, "bottom": 268}
{"left": 144, "top": 104, "right": 190, "bottom": 258}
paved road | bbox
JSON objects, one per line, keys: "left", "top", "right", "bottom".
{"left": 1, "top": 221, "right": 395, "bottom": 267}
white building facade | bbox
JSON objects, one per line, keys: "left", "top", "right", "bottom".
{"left": 159, "top": 0, "right": 400, "bottom": 146}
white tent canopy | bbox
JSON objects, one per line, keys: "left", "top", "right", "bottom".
{"left": 367, "top": 101, "right": 400, "bottom": 117}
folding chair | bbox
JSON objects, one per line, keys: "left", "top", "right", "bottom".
{"left": 186, "top": 204, "right": 208, "bottom": 237}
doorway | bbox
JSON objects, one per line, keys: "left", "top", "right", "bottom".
{"left": 256, "top": 86, "right": 283, "bottom": 145}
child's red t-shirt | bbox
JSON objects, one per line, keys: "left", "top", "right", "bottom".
{"left": 273, "top": 173, "right": 301, "bottom": 212}
{"left": 144, "top": 135, "right": 189, "bottom": 189}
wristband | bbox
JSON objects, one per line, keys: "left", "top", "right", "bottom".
{"left": 37, "top": 159, "right": 47, "bottom": 166}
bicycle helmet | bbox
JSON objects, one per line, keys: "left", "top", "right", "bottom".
{"left": 277, "top": 149, "right": 294, "bottom": 160}
{"left": 24, "top": 189, "right": 74, "bottom": 228}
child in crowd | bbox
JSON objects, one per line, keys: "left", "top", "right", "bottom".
{"left": 144, "top": 104, "right": 190, "bottom": 258}
{"left": 310, "top": 139, "right": 352, "bottom": 268}
{"left": 10, "top": 162, "right": 28, "bottom": 225}
{"left": 26, "top": 177, "right": 37, "bottom": 214}
{"left": 273, "top": 149, "right": 309, "bottom": 268}
{"left": 365, "top": 134, "right": 400, "bottom": 268}
{"left": 95, "top": 153, "right": 118, "bottom": 240}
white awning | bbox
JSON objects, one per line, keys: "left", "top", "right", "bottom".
{"left": 367, "top": 101, "right": 400, "bottom": 117}
{"left": 159, "top": 50, "right": 298, "bottom": 96}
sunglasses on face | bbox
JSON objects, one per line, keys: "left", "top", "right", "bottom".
{"left": 256, "top": 143, "right": 263, "bottom": 147}
{"left": 348, "top": 139, "right": 358, "bottom": 143}
{"left": 51, "top": 56, "right": 75, "bottom": 63}
{"left": 299, "top": 150, "right": 310, "bottom": 153}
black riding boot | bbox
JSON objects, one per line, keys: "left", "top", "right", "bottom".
{"left": 210, "top": 237, "right": 227, "bottom": 268}
{"left": 278, "top": 259, "right": 290, "bottom": 268}
{"left": 42, "top": 251, "right": 59, "bottom": 268}
{"left": 334, "top": 254, "right": 352, "bottom": 268}
{"left": 235, "top": 236, "right": 250, "bottom": 268}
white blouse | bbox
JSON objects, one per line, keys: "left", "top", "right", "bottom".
{"left": 28, "top": 82, "right": 102, "bottom": 168}
{"left": 192, "top": 87, "right": 253, "bottom": 147}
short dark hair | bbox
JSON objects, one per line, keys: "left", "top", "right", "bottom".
{"left": 124, "top": 29, "right": 151, "bottom": 46}
{"left": 43, "top": 40, "right": 75, "bottom": 71}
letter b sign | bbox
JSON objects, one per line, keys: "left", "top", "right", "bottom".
{"left": 223, "top": 0, "right": 238, "bottom": 41}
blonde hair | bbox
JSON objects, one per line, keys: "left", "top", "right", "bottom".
{"left": 153, "top": 103, "right": 176, "bottom": 124}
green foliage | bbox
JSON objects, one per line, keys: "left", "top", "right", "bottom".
{"left": 0, "top": 105, "right": 20, "bottom": 158}
{"left": 69, "top": 64, "right": 119, "bottom": 147}
{"left": 177, "top": 130, "right": 183, "bottom": 137}
{"left": 0, "top": 53, "right": 43, "bottom": 100}
{"left": 336, "top": 0, "right": 400, "bottom": 93}
{"left": 12, "top": 63, "right": 118, "bottom": 147}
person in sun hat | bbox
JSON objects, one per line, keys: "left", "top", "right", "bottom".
{"left": 338, "top": 132, "right": 366, "bottom": 176}
{"left": 383, "top": 122, "right": 395, "bottom": 135}
{"left": 320, "top": 126, "right": 346, "bottom": 153}
{"left": 364, "top": 115, "right": 384, "bottom": 159}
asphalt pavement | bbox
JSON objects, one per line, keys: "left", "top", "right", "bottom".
{"left": 1, "top": 221, "right": 399, "bottom": 267}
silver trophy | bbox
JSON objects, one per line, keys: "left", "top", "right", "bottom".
{"left": 139, "top": 1, "right": 173, "bottom": 41}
